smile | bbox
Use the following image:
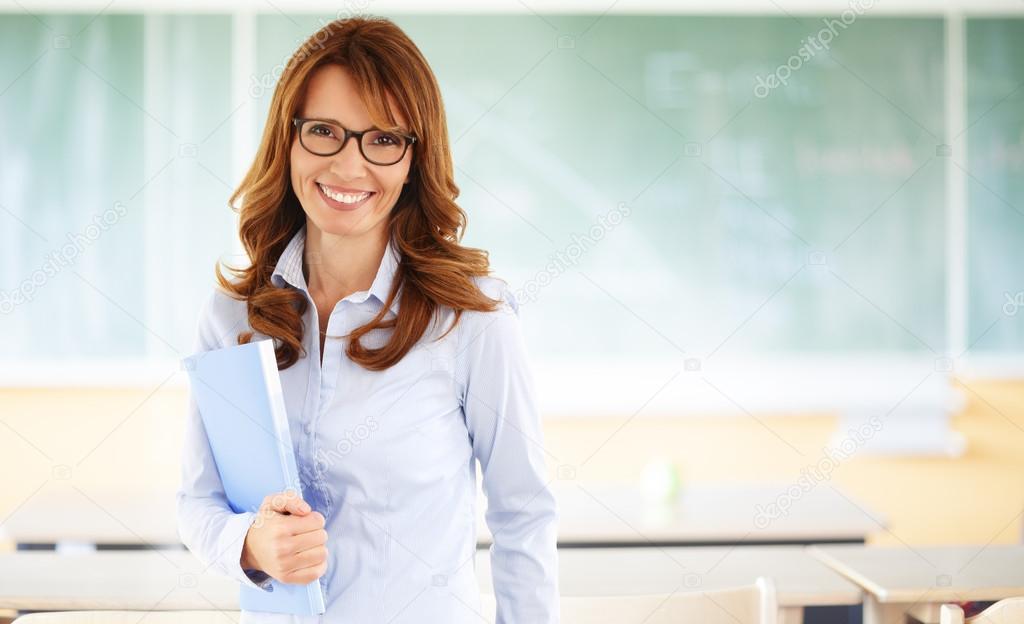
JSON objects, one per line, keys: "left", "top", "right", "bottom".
{"left": 317, "top": 183, "right": 376, "bottom": 211}
{"left": 318, "top": 183, "right": 373, "bottom": 204}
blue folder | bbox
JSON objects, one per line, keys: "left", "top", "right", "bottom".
{"left": 182, "top": 339, "right": 326, "bottom": 616}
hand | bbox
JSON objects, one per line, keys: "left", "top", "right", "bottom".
{"left": 240, "top": 490, "right": 328, "bottom": 585}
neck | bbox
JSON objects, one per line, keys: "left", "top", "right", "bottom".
{"left": 302, "top": 220, "right": 388, "bottom": 309}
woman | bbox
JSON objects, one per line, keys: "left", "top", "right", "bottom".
{"left": 176, "top": 16, "right": 559, "bottom": 624}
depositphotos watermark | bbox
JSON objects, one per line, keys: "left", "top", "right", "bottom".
{"left": 313, "top": 412, "right": 380, "bottom": 472}
{"left": 0, "top": 201, "right": 128, "bottom": 315}
{"left": 514, "top": 201, "right": 633, "bottom": 305}
{"left": 249, "top": 0, "right": 372, "bottom": 98}
{"left": 1003, "top": 291, "right": 1024, "bottom": 316}
{"left": 752, "top": 414, "right": 882, "bottom": 529}
{"left": 753, "top": 0, "right": 877, "bottom": 99}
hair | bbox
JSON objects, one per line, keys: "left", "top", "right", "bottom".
{"left": 215, "top": 16, "right": 500, "bottom": 372}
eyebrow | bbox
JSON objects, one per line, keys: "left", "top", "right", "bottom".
{"left": 305, "top": 116, "right": 408, "bottom": 135}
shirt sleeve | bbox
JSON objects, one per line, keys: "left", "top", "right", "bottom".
{"left": 175, "top": 290, "right": 274, "bottom": 592}
{"left": 460, "top": 283, "right": 560, "bottom": 624}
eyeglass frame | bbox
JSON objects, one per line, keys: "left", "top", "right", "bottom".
{"left": 291, "top": 117, "right": 417, "bottom": 165}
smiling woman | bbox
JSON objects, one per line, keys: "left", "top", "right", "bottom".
{"left": 289, "top": 65, "right": 411, "bottom": 233}
{"left": 216, "top": 16, "right": 502, "bottom": 372}
{"left": 176, "top": 14, "right": 560, "bottom": 624}
{"left": 286, "top": 64, "right": 423, "bottom": 361}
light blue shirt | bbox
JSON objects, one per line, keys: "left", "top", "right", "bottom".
{"left": 176, "top": 224, "right": 559, "bottom": 623}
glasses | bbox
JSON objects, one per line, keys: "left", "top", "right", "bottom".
{"left": 292, "top": 117, "right": 416, "bottom": 166}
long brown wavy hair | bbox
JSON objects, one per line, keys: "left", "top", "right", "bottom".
{"left": 216, "top": 16, "right": 499, "bottom": 371}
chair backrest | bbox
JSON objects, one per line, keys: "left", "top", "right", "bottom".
{"left": 13, "top": 612, "right": 240, "bottom": 624}
{"left": 941, "top": 597, "right": 1024, "bottom": 624}
{"left": 481, "top": 576, "right": 777, "bottom": 624}
{"left": 16, "top": 579, "right": 778, "bottom": 624}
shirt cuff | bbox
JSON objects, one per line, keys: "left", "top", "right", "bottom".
{"left": 244, "top": 568, "right": 273, "bottom": 589}
{"left": 219, "top": 510, "right": 274, "bottom": 592}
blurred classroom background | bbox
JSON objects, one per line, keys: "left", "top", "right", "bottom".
{"left": 1, "top": 0, "right": 1023, "bottom": 622}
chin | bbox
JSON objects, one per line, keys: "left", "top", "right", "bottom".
{"left": 315, "top": 207, "right": 386, "bottom": 239}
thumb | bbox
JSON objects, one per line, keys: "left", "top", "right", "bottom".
{"left": 263, "top": 490, "right": 311, "bottom": 516}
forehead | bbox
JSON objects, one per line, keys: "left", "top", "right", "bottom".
{"left": 301, "top": 64, "right": 408, "bottom": 129}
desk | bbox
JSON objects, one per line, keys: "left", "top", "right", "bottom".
{"left": 479, "top": 482, "right": 884, "bottom": 547}
{"left": 484, "top": 546, "right": 862, "bottom": 623}
{"left": 0, "top": 546, "right": 860, "bottom": 623}
{"left": 809, "top": 544, "right": 1024, "bottom": 624}
{"left": 0, "top": 482, "right": 884, "bottom": 549}
{"left": 0, "top": 551, "right": 234, "bottom": 612}
{"left": 0, "top": 485, "right": 179, "bottom": 548}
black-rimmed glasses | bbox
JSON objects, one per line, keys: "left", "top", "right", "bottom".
{"left": 292, "top": 117, "right": 416, "bottom": 166}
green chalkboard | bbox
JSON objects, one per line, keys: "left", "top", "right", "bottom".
{"left": 967, "top": 18, "right": 1024, "bottom": 352}
{"left": 2, "top": 12, "right": 1020, "bottom": 362}
{"left": 258, "top": 14, "right": 950, "bottom": 357}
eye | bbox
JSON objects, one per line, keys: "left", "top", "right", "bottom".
{"left": 309, "top": 124, "right": 335, "bottom": 137}
{"left": 373, "top": 132, "right": 401, "bottom": 146}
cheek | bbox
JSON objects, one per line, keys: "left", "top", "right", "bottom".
{"left": 380, "top": 174, "right": 408, "bottom": 204}
{"left": 389, "top": 162, "right": 412, "bottom": 193}
{"left": 371, "top": 163, "right": 408, "bottom": 197}
{"left": 289, "top": 142, "right": 311, "bottom": 192}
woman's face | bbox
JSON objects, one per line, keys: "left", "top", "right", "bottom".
{"left": 290, "top": 64, "right": 413, "bottom": 241}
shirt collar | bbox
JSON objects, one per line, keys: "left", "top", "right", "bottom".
{"left": 271, "top": 223, "right": 402, "bottom": 316}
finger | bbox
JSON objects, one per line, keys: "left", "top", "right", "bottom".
{"left": 285, "top": 545, "right": 328, "bottom": 571}
{"left": 264, "top": 491, "right": 311, "bottom": 516}
{"left": 285, "top": 510, "right": 325, "bottom": 535}
{"left": 289, "top": 528, "right": 329, "bottom": 552}
{"left": 284, "top": 560, "right": 328, "bottom": 584}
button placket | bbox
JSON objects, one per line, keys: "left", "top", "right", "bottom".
{"left": 317, "top": 306, "right": 343, "bottom": 425}
{"left": 304, "top": 291, "right": 322, "bottom": 454}
{"left": 302, "top": 291, "right": 332, "bottom": 522}
{"left": 311, "top": 304, "right": 344, "bottom": 523}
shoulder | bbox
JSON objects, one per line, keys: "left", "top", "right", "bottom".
{"left": 453, "top": 275, "right": 532, "bottom": 398}
{"left": 454, "top": 274, "right": 524, "bottom": 351}
{"left": 470, "top": 275, "right": 520, "bottom": 316}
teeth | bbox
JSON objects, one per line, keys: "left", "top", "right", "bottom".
{"left": 319, "top": 183, "right": 371, "bottom": 204}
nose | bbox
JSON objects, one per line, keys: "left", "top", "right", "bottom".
{"left": 329, "top": 134, "right": 369, "bottom": 177}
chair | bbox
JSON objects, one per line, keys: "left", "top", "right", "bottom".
{"left": 480, "top": 577, "right": 777, "bottom": 624}
{"left": 12, "top": 612, "right": 240, "bottom": 623}
{"left": 14, "top": 579, "right": 777, "bottom": 624}
{"left": 940, "top": 597, "right": 1024, "bottom": 624}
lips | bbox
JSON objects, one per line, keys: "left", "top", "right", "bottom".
{"left": 316, "top": 182, "right": 375, "bottom": 211}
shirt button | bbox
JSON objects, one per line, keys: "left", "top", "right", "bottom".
{"left": 303, "top": 423, "right": 313, "bottom": 435}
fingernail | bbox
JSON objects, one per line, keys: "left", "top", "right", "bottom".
{"left": 301, "top": 502, "right": 311, "bottom": 512}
